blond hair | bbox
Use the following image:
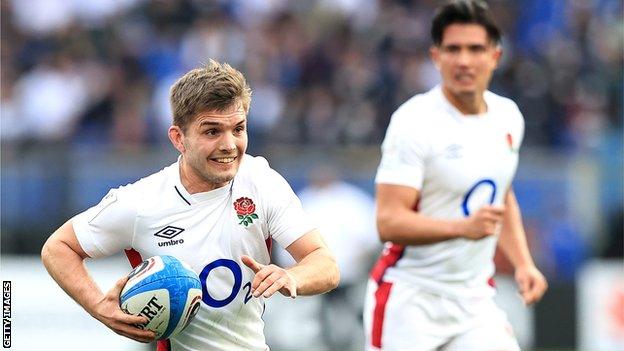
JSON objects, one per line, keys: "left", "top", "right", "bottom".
{"left": 170, "top": 59, "right": 252, "bottom": 130}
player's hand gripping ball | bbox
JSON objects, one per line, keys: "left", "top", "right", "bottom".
{"left": 119, "top": 255, "right": 202, "bottom": 340}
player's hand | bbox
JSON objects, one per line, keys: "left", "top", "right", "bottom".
{"left": 91, "top": 276, "right": 156, "bottom": 343}
{"left": 241, "top": 255, "right": 298, "bottom": 299}
{"left": 515, "top": 264, "right": 548, "bottom": 305}
{"left": 461, "top": 205, "right": 505, "bottom": 240}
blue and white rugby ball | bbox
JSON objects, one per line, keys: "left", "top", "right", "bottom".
{"left": 120, "top": 255, "right": 202, "bottom": 340}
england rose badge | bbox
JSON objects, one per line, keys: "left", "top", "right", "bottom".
{"left": 234, "top": 197, "right": 258, "bottom": 227}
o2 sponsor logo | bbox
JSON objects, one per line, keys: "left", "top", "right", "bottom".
{"left": 199, "top": 259, "right": 253, "bottom": 308}
{"left": 461, "top": 179, "right": 497, "bottom": 216}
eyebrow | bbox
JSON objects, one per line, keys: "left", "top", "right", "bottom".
{"left": 198, "top": 119, "right": 246, "bottom": 128}
{"left": 443, "top": 42, "right": 487, "bottom": 47}
{"left": 442, "top": 41, "right": 491, "bottom": 47}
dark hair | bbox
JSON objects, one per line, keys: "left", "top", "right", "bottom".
{"left": 431, "top": 0, "right": 501, "bottom": 46}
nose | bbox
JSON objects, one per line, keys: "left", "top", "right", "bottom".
{"left": 456, "top": 49, "right": 471, "bottom": 67}
{"left": 218, "top": 133, "right": 236, "bottom": 153}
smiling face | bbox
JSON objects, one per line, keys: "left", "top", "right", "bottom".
{"left": 169, "top": 103, "right": 248, "bottom": 192}
{"left": 431, "top": 23, "right": 501, "bottom": 101}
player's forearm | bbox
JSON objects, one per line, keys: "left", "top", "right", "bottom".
{"left": 286, "top": 247, "right": 339, "bottom": 296}
{"left": 377, "top": 207, "right": 464, "bottom": 245}
{"left": 41, "top": 236, "right": 105, "bottom": 317}
{"left": 497, "top": 190, "right": 535, "bottom": 269}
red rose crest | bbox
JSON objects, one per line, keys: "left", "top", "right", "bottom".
{"left": 506, "top": 132, "right": 519, "bottom": 153}
{"left": 234, "top": 197, "right": 258, "bottom": 227}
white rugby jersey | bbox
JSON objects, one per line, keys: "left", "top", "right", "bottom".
{"left": 372, "top": 86, "right": 525, "bottom": 299}
{"left": 73, "top": 154, "right": 314, "bottom": 351}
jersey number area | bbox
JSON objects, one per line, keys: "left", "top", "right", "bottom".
{"left": 462, "top": 178, "right": 497, "bottom": 216}
{"left": 199, "top": 259, "right": 253, "bottom": 308}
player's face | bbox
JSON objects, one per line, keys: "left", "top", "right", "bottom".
{"left": 431, "top": 23, "right": 501, "bottom": 99}
{"left": 175, "top": 104, "right": 248, "bottom": 191}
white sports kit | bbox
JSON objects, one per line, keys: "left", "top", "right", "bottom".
{"left": 365, "top": 86, "right": 524, "bottom": 351}
{"left": 73, "top": 155, "right": 314, "bottom": 351}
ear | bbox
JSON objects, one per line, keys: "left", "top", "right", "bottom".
{"left": 430, "top": 46, "right": 441, "bottom": 70}
{"left": 492, "top": 46, "right": 503, "bottom": 69}
{"left": 168, "top": 126, "right": 186, "bottom": 154}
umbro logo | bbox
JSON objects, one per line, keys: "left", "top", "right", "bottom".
{"left": 444, "top": 144, "right": 463, "bottom": 159}
{"left": 154, "top": 226, "right": 185, "bottom": 239}
{"left": 154, "top": 226, "right": 186, "bottom": 247}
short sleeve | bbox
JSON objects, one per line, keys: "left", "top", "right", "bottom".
{"left": 72, "top": 187, "right": 138, "bottom": 258}
{"left": 375, "top": 109, "right": 429, "bottom": 190}
{"left": 261, "top": 169, "right": 315, "bottom": 249}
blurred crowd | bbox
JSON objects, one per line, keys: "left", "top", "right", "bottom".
{"left": 1, "top": 0, "right": 622, "bottom": 150}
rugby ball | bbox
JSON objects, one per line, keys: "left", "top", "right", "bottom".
{"left": 120, "top": 255, "right": 202, "bottom": 340}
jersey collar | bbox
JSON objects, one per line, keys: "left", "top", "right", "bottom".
{"left": 434, "top": 85, "right": 492, "bottom": 122}
{"left": 172, "top": 156, "right": 232, "bottom": 205}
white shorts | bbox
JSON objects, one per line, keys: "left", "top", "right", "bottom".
{"left": 363, "top": 279, "right": 520, "bottom": 351}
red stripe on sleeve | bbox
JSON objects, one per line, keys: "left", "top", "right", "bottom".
{"left": 124, "top": 248, "right": 144, "bottom": 268}
{"left": 156, "top": 339, "right": 171, "bottom": 351}
{"left": 371, "top": 281, "right": 393, "bottom": 348}
{"left": 265, "top": 237, "right": 272, "bottom": 262}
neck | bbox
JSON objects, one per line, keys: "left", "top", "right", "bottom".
{"left": 442, "top": 86, "right": 487, "bottom": 115}
{"left": 178, "top": 156, "right": 219, "bottom": 194}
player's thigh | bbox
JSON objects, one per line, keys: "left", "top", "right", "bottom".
{"left": 363, "top": 279, "right": 447, "bottom": 351}
{"left": 441, "top": 300, "right": 520, "bottom": 351}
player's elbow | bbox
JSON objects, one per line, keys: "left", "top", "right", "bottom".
{"left": 41, "top": 232, "right": 85, "bottom": 272}
{"left": 41, "top": 236, "right": 57, "bottom": 271}
{"left": 376, "top": 210, "right": 398, "bottom": 243}
{"left": 324, "top": 252, "right": 340, "bottom": 291}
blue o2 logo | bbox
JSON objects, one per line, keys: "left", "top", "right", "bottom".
{"left": 462, "top": 179, "right": 497, "bottom": 216}
{"left": 199, "top": 259, "right": 253, "bottom": 308}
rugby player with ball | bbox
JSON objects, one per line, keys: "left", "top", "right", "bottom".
{"left": 41, "top": 60, "right": 340, "bottom": 351}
